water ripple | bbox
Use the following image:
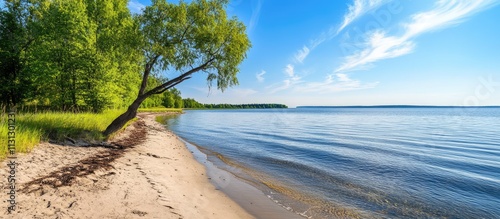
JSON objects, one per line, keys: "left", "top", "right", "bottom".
{"left": 168, "top": 108, "right": 500, "bottom": 218}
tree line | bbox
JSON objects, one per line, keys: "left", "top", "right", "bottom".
{"left": 1, "top": 0, "right": 143, "bottom": 112}
{"left": 142, "top": 91, "right": 288, "bottom": 109}
{"left": 182, "top": 98, "right": 287, "bottom": 109}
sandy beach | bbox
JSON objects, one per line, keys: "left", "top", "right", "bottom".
{"left": 0, "top": 113, "right": 254, "bottom": 219}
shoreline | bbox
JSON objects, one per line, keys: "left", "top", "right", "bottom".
{"left": 0, "top": 113, "right": 253, "bottom": 218}
{"left": 179, "top": 138, "right": 305, "bottom": 219}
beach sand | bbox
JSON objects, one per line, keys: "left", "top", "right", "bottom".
{"left": 0, "top": 113, "right": 254, "bottom": 219}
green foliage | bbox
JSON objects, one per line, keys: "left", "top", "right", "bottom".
{"left": 140, "top": 75, "right": 164, "bottom": 108}
{"left": 0, "top": 109, "right": 125, "bottom": 159}
{"left": 139, "top": 86, "right": 184, "bottom": 109}
{"left": 162, "top": 92, "right": 175, "bottom": 108}
{"left": 154, "top": 113, "right": 180, "bottom": 125}
{"left": 84, "top": 0, "right": 143, "bottom": 110}
{"left": 27, "top": 0, "right": 98, "bottom": 111}
{"left": 182, "top": 99, "right": 288, "bottom": 109}
{"left": 138, "top": 108, "right": 183, "bottom": 113}
{"left": 137, "top": 0, "right": 251, "bottom": 96}
{"left": 160, "top": 88, "right": 182, "bottom": 108}
{"left": 1, "top": 0, "right": 143, "bottom": 112}
{"left": 0, "top": 0, "right": 34, "bottom": 105}
{"left": 182, "top": 98, "right": 205, "bottom": 108}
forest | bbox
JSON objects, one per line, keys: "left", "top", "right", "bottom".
{"left": 0, "top": 0, "right": 285, "bottom": 114}
{"left": 1, "top": 0, "right": 147, "bottom": 112}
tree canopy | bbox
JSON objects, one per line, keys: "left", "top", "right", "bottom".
{"left": 136, "top": 0, "right": 250, "bottom": 96}
{"left": 0, "top": 0, "right": 34, "bottom": 106}
{"left": 0, "top": 0, "right": 143, "bottom": 112}
{"left": 103, "top": 0, "right": 251, "bottom": 135}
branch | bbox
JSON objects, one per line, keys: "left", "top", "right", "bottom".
{"left": 20, "top": 37, "right": 34, "bottom": 53}
{"left": 143, "top": 57, "right": 215, "bottom": 97}
{"left": 177, "top": 18, "right": 196, "bottom": 44}
{"left": 138, "top": 54, "right": 160, "bottom": 95}
{"left": 154, "top": 77, "right": 191, "bottom": 94}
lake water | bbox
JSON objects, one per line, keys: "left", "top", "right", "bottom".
{"left": 165, "top": 108, "right": 500, "bottom": 218}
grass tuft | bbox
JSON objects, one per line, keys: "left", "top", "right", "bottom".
{"left": 0, "top": 110, "right": 125, "bottom": 159}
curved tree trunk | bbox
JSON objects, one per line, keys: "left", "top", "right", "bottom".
{"left": 103, "top": 95, "right": 146, "bottom": 136}
{"left": 102, "top": 56, "right": 211, "bottom": 137}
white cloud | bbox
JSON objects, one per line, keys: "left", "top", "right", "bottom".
{"left": 256, "top": 70, "right": 266, "bottom": 82}
{"left": 290, "top": 0, "right": 386, "bottom": 66}
{"left": 336, "top": 0, "right": 499, "bottom": 73}
{"left": 268, "top": 79, "right": 299, "bottom": 94}
{"left": 232, "top": 88, "right": 258, "bottom": 96}
{"left": 310, "top": 26, "right": 338, "bottom": 49}
{"left": 268, "top": 64, "right": 302, "bottom": 93}
{"left": 295, "top": 73, "right": 379, "bottom": 93}
{"left": 285, "top": 64, "right": 295, "bottom": 77}
{"left": 336, "top": 30, "right": 415, "bottom": 72}
{"left": 337, "top": 0, "right": 387, "bottom": 34}
{"left": 294, "top": 46, "right": 310, "bottom": 63}
{"left": 284, "top": 64, "right": 301, "bottom": 81}
{"left": 403, "top": 0, "right": 498, "bottom": 37}
{"left": 336, "top": 73, "right": 351, "bottom": 82}
{"left": 128, "top": 0, "right": 145, "bottom": 14}
{"left": 192, "top": 86, "right": 257, "bottom": 97}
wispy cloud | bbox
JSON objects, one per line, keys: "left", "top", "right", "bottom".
{"left": 256, "top": 70, "right": 266, "bottom": 82}
{"left": 294, "top": 46, "right": 310, "bottom": 63}
{"left": 248, "top": 0, "right": 263, "bottom": 34}
{"left": 268, "top": 65, "right": 302, "bottom": 93}
{"left": 283, "top": 0, "right": 387, "bottom": 95}
{"left": 403, "top": 0, "right": 498, "bottom": 37}
{"left": 290, "top": 0, "right": 386, "bottom": 65}
{"left": 231, "top": 88, "right": 258, "bottom": 96}
{"left": 296, "top": 73, "right": 379, "bottom": 93}
{"left": 310, "top": 27, "right": 337, "bottom": 49}
{"left": 336, "top": 31, "right": 415, "bottom": 72}
{"left": 284, "top": 64, "right": 294, "bottom": 77}
{"left": 192, "top": 86, "right": 257, "bottom": 97}
{"left": 292, "top": 26, "right": 337, "bottom": 65}
{"left": 128, "top": 0, "right": 145, "bottom": 14}
{"left": 336, "top": 0, "right": 499, "bottom": 73}
{"left": 337, "top": 0, "right": 387, "bottom": 34}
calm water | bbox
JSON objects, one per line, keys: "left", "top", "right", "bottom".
{"left": 166, "top": 108, "right": 500, "bottom": 218}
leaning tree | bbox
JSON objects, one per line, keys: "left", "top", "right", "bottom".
{"left": 103, "top": 0, "right": 250, "bottom": 135}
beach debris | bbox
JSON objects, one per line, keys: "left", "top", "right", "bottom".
{"left": 131, "top": 210, "right": 148, "bottom": 216}
{"left": 21, "top": 120, "right": 148, "bottom": 193}
{"left": 65, "top": 137, "right": 76, "bottom": 144}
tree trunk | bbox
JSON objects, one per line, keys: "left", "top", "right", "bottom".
{"left": 103, "top": 57, "right": 210, "bottom": 137}
{"left": 102, "top": 95, "right": 147, "bottom": 136}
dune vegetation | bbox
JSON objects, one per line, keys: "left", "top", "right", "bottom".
{"left": 0, "top": 110, "right": 124, "bottom": 159}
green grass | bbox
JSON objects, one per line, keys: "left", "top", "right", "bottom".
{"left": 0, "top": 110, "right": 125, "bottom": 159}
{"left": 154, "top": 114, "right": 180, "bottom": 125}
{"left": 138, "top": 107, "right": 183, "bottom": 113}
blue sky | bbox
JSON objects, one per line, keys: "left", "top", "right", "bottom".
{"left": 129, "top": 0, "right": 500, "bottom": 107}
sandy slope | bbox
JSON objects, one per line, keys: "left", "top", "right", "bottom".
{"left": 0, "top": 113, "right": 253, "bottom": 219}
